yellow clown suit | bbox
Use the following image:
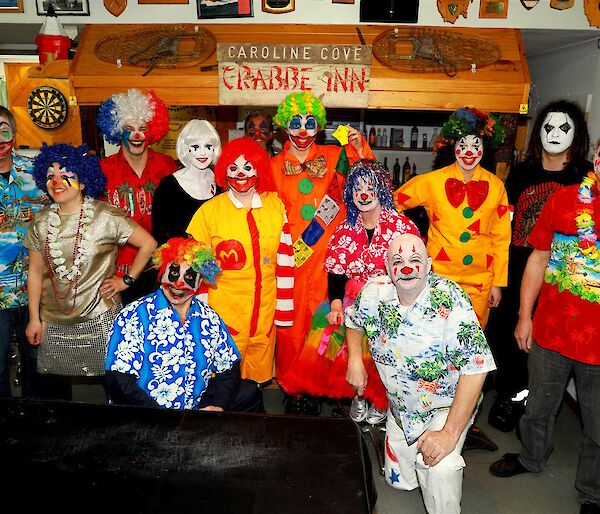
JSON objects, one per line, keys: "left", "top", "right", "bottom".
{"left": 395, "top": 108, "right": 511, "bottom": 327}
{"left": 187, "top": 138, "right": 294, "bottom": 384}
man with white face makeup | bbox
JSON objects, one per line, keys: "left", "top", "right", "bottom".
{"left": 98, "top": 89, "right": 178, "bottom": 304}
{"left": 105, "top": 237, "right": 262, "bottom": 412}
{"left": 486, "top": 100, "right": 591, "bottom": 433}
{"left": 152, "top": 119, "right": 222, "bottom": 245}
{"left": 345, "top": 233, "right": 495, "bottom": 514}
{"left": 187, "top": 138, "right": 294, "bottom": 398}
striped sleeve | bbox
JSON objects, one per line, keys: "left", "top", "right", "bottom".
{"left": 275, "top": 213, "right": 294, "bottom": 326}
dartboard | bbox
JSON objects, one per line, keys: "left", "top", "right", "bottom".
{"left": 27, "top": 86, "right": 68, "bottom": 130}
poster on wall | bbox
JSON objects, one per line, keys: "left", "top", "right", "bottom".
{"left": 479, "top": 0, "right": 509, "bottom": 18}
{"left": 0, "top": 0, "right": 24, "bottom": 13}
{"left": 360, "top": 0, "right": 418, "bottom": 22}
{"left": 197, "top": 0, "right": 252, "bottom": 18}
{"left": 37, "top": 0, "right": 90, "bottom": 15}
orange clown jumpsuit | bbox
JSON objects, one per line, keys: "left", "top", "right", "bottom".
{"left": 395, "top": 161, "right": 511, "bottom": 327}
{"left": 271, "top": 139, "right": 373, "bottom": 394}
{"left": 187, "top": 190, "right": 294, "bottom": 383}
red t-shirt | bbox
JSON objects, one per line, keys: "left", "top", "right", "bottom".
{"left": 101, "top": 148, "right": 178, "bottom": 275}
{"left": 528, "top": 183, "right": 600, "bottom": 364}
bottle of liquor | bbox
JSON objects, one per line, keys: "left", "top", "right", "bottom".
{"left": 362, "top": 123, "right": 368, "bottom": 140}
{"left": 411, "top": 163, "right": 417, "bottom": 179}
{"left": 383, "top": 156, "right": 389, "bottom": 171}
{"left": 410, "top": 125, "right": 418, "bottom": 149}
{"left": 402, "top": 157, "right": 411, "bottom": 183}
{"left": 422, "top": 133, "right": 428, "bottom": 149}
{"left": 398, "top": 128, "right": 405, "bottom": 148}
{"left": 382, "top": 128, "right": 388, "bottom": 147}
{"left": 393, "top": 158, "right": 401, "bottom": 189}
{"left": 368, "top": 127, "right": 377, "bottom": 146}
{"left": 376, "top": 128, "right": 382, "bottom": 147}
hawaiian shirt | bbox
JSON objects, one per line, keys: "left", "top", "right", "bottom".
{"left": 0, "top": 153, "right": 47, "bottom": 309}
{"left": 105, "top": 289, "right": 240, "bottom": 410}
{"left": 345, "top": 273, "right": 496, "bottom": 445}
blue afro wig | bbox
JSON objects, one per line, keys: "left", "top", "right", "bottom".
{"left": 33, "top": 144, "right": 106, "bottom": 199}
{"left": 344, "top": 159, "right": 396, "bottom": 226}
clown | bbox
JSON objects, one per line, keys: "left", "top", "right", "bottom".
{"left": 244, "top": 110, "right": 278, "bottom": 157}
{"left": 395, "top": 107, "right": 510, "bottom": 329}
{"left": 270, "top": 92, "right": 374, "bottom": 413}
{"left": 283, "top": 159, "right": 419, "bottom": 422}
{"left": 97, "top": 89, "right": 178, "bottom": 303}
{"left": 105, "top": 237, "right": 262, "bottom": 412}
{"left": 486, "top": 100, "right": 591, "bottom": 432}
{"left": 152, "top": 119, "right": 222, "bottom": 245}
{"left": 187, "top": 137, "right": 294, "bottom": 392}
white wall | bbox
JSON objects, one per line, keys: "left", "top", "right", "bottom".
{"left": 2, "top": 0, "right": 600, "bottom": 29}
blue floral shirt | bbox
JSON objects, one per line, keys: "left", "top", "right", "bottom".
{"left": 345, "top": 273, "right": 496, "bottom": 445}
{"left": 106, "top": 289, "right": 240, "bottom": 410}
{"left": 0, "top": 153, "right": 47, "bottom": 309}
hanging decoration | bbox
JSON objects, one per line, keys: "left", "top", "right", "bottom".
{"left": 479, "top": 0, "right": 509, "bottom": 18}
{"left": 550, "top": 0, "right": 574, "bottom": 9}
{"left": 104, "top": 0, "right": 127, "bottom": 17}
{"left": 27, "top": 86, "right": 68, "bottom": 130}
{"left": 584, "top": 0, "right": 600, "bottom": 28}
{"left": 519, "top": 0, "right": 538, "bottom": 8}
{"left": 262, "top": 0, "right": 295, "bottom": 13}
{"left": 437, "top": 0, "right": 472, "bottom": 23}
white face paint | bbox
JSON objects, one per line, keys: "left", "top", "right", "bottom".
{"left": 186, "top": 138, "right": 216, "bottom": 170}
{"left": 226, "top": 155, "right": 257, "bottom": 193}
{"left": 352, "top": 176, "right": 379, "bottom": 213}
{"left": 286, "top": 114, "right": 318, "bottom": 151}
{"left": 454, "top": 135, "right": 483, "bottom": 172}
{"left": 386, "top": 234, "right": 431, "bottom": 301}
{"left": 160, "top": 261, "right": 201, "bottom": 306}
{"left": 540, "top": 112, "right": 575, "bottom": 155}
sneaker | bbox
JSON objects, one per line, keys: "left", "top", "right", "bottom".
{"left": 365, "top": 406, "right": 387, "bottom": 425}
{"left": 350, "top": 396, "right": 368, "bottom": 422}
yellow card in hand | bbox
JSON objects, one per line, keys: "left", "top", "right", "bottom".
{"left": 332, "top": 125, "right": 351, "bottom": 145}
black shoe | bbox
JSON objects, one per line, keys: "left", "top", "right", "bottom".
{"left": 489, "top": 452, "right": 530, "bottom": 477}
{"left": 581, "top": 503, "right": 600, "bottom": 514}
{"left": 463, "top": 425, "right": 499, "bottom": 452}
{"left": 488, "top": 396, "right": 525, "bottom": 432}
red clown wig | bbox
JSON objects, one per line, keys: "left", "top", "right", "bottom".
{"left": 214, "top": 137, "right": 275, "bottom": 193}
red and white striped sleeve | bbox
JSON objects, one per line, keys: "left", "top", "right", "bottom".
{"left": 275, "top": 213, "right": 294, "bottom": 326}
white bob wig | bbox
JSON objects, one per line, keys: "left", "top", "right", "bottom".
{"left": 176, "top": 119, "right": 222, "bottom": 168}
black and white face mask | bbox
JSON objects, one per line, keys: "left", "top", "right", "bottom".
{"left": 540, "top": 112, "right": 575, "bottom": 155}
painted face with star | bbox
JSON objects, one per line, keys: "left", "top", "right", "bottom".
{"left": 122, "top": 119, "right": 149, "bottom": 157}
{"left": 454, "top": 135, "right": 484, "bottom": 173}
{"left": 286, "top": 114, "right": 318, "bottom": 151}
{"left": 46, "top": 162, "right": 83, "bottom": 205}
{"left": 386, "top": 233, "right": 431, "bottom": 303}
{"left": 186, "top": 138, "right": 216, "bottom": 171}
{"left": 0, "top": 115, "right": 14, "bottom": 160}
{"left": 226, "top": 155, "right": 257, "bottom": 193}
{"left": 352, "top": 175, "right": 380, "bottom": 213}
{"left": 160, "top": 261, "right": 202, "bottom": 306}
{"left": 540, "top": 111, "right": 575, "bottom": 155}
{"left": 246, "top": 115, "right": 273, "bottom": 151}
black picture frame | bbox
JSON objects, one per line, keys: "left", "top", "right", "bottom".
{"left": 36, "top": 0, "right": 90, "bottom": 16}
{"left": 359, "top": 0, "right": 418, "bottom": 23}
{"left": 197, "top": 0, "right": 253, "bottom": 19}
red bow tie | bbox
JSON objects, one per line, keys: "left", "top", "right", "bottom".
{"left": 445, "top": 178, "right": 489, "bottom": 211}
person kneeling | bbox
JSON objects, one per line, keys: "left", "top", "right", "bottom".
{"left": 345, "top": 233, "right": 496, "bottom": 514}
{"left": 105, "top": 237, "right": 263, "bottom": 412}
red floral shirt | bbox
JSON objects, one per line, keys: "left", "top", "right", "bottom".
{"left": 101, "top": 148, "right": 178, "bottom": 274}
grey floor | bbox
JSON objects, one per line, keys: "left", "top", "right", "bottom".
{"left": 11, "top": 363, "right": 582, "bottom": 514}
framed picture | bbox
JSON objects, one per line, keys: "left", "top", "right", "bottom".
{"left": 360, "top": 0, "right": 418, "bottom": 23}
{"left": 197, "top": 0, "right": 252, "bottom": 18}
{"left": 138, "top": 0, "right": 189, "bottom": 4}
{"left": 262, "top": 0, "right": 294, "bottom": 14}
{"left": 0, "top": 0, "right": 24, "bottom": 13}
{"left": 479, "top": 0, "right": 509, "bottom": 18}
{"left": 36, "top": 0, "right": 90, "bottom": 15}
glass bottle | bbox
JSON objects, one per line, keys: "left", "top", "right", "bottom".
{"left": 376, "top": 128, "right": 382, "bottom": 147}
{"left": 422, "top": 133, "right": 428, "bottom": 149}
{"left": 410, "top": 126, "right": 418, "bottom": 149}
{"left": 393, "top": 158, "right": 401, "bottom": 189}
{"left": 383, "top": 156, "right": 389, "bottom": 171}
{"left": 411, "top": 163, "right": 417, "bottom": 179}
{"left": 402, "top": 157, "right": 411, "bottom": 183}
{"left": 368, "top": 127, "right": 377, "bottom": 146}
{"left": 382, "top": 128, "right": 388, "bottom": 147}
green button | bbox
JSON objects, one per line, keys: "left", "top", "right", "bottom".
{"left": 462, "top": 207, "right": 474, "bottom": 218}
{"left": 460, "top": 231, "right": 471, "bottom": 243}
{"left": 301, "top": 204, "right": 316, "bottom": 220}
{"left": 298, "top": 177, "right": 314, "bottom": 194}
{"left": 463, "top": 254, "right": 474, "bottom": 265}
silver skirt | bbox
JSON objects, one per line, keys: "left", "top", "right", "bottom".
{"left": 37, "top": 304, "right": 122, "bottom": 377}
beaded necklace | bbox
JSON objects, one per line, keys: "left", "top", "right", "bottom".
{"left": 575, "top": 172, "right": 599, "bottom": 262}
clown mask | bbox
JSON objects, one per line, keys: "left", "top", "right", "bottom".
{"left": 287, "top": 114, "right": 318, "bottom": 151}
{"left": 387, "top": 234, "right": 431, "bottom": 304}
{"left": 122, "top": 119, "right": 148, "bottom": 156}
{"left": 160, "top": 261, "right": 202, "bottom": 306}
{"left": 226, "top": 155, "right": 257, "bottom": 194}
{"left": 246, "top": 115, "right": 273, "bottom": 150}
{"left": 352, "top": 176, "right": 380, "bottom": 214}
{"left": 454, "top": 135, "right": 483, "bottom": 173}
{"left": 0, "top": 116, "right": 14, "bottom": 159}
{"left": 540, "top": 112, "right": 575, "bottom": 155}
{"left": 46, "top": 162, "right": 83, "bottom": 205}
{"left": 186, "top": 139, "right": 216, "bottom": 170}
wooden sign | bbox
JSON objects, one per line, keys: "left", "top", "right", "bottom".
{"left": 437, "top": 0, "right": 472, "bottom": 24}
{"left": 479, "top": 0, "right": 509, "bottom": 18}
{"left": 584, "top": 0, "right": 600, "bottom": 28}
{"left": 550, "top": 0, "right": 574, "bottom": 9}
{"left": 217, "top": 43, "right": 371, "bottom": 107}
{"left": 104, "top": 0, "right": 127, "bottom": 17}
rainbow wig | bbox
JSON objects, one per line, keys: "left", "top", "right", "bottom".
{"left": 153, "top": 237, "right": 220, "bottom": 284}
{"left": 176, "top": 119, "right": 222, "bottom": 168}
{"left": 274, "top": 91, "right": 327, "bottom": 130}
{"left": 33, "top": 143, "right": 106, "bottom": 199}
{"left": 97, "top": 89, "right": 170, "bottom": 146}
{"left": 433, "top": 107, "right": 505, "bottom": 153}
{"left": 344, "top": 159, "right": 396, "bottom": 226}
{"left": 214, "top": 137, "right": 275, "bottom": 193}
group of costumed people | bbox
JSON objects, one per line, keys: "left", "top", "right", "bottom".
{"left": 5, "top": 83, "right": 600, "bottom": 512}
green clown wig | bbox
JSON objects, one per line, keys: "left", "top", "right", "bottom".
{"left": 274, "top": 92, "right": 327, "bottom": 130}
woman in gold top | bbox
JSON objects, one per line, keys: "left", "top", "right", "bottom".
{"left": 24, "top": 144, "right": 156, "bottom": 400}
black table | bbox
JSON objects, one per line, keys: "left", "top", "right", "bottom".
{"left": 0, "top": 398, "right": 376, "bottom": 513}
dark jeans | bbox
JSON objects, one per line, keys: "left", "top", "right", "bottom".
{"left": 519, "top": 342, "right": 600, "bottom": 504}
